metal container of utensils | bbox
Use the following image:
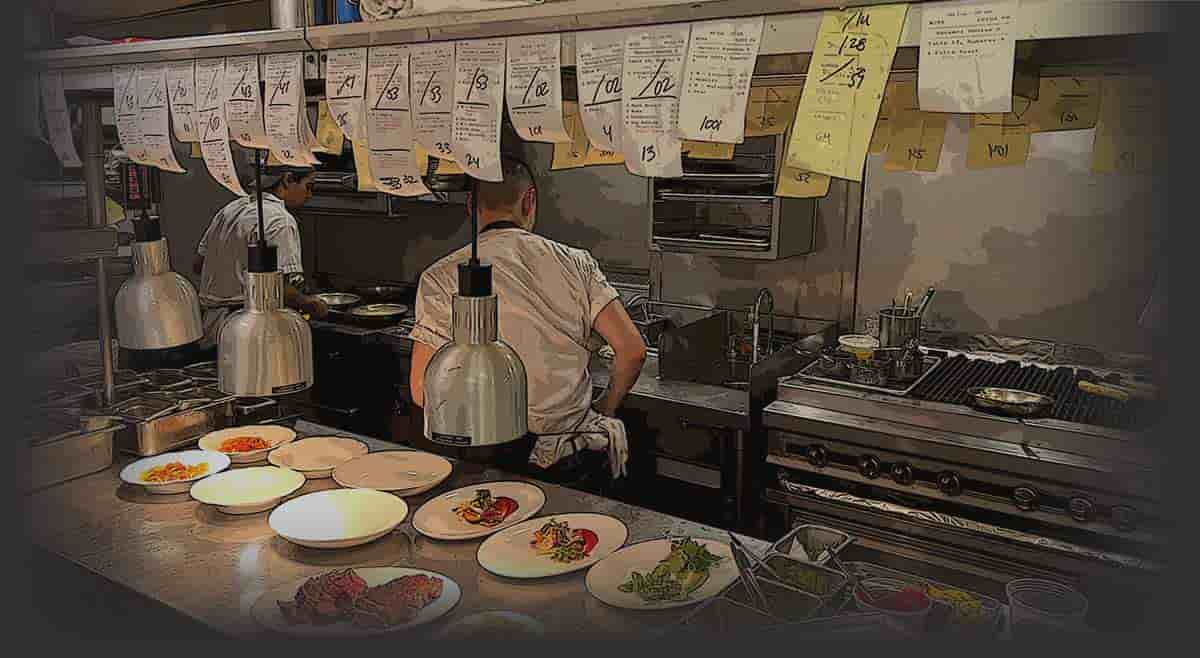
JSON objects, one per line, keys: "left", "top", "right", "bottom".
{"left": 877, "top": 287, "right": 935, "bottom": 348}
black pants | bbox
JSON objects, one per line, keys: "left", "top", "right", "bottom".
{"left": 402, "top": 407, "right": 609, "bottom": 494}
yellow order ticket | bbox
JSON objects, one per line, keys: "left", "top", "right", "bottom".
{"left": 785, "top": 4, "right": 908, "bottom": 181}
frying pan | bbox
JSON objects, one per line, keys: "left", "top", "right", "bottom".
{"left": 353, "top": 285, "right": 412, "bottom": 303}
{"left": 313, "top": 292, "right": 362, "bottom": 310}
{"left": 344, "top": 303, "right": 409, "bottom": 324}
{"left": 966, "top": 387, "right": 1055, "bottom": 418}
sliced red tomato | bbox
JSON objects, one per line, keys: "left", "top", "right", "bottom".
{"left": 573, "top": 528, "right": 599, "bottom": 555}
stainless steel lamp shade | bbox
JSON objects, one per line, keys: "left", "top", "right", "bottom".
{"left": 217, "top": 270, "right": 313, "bottom": 397}
{"left": 114, "top": 238, "right": 203, "bottom": 350}
{"left": 424, "top": 294, "right": 528, "bottom": 447}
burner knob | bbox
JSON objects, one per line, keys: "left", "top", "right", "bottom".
{"left": 1013, "top": 486, "right": 1039, "bottom": 511}
{"left": 891, "top": 462, "right": 914, "bottom": 486}
{"left": 807, "top": 445, "right": 829, "bottom": 468}
{"left": 937, "top": 471, "right": 962, "bottom": 496}
{"left": 858, "top": 455, "right": 881, "bottom": 479}
{"left": 1111, "top": 505, "right": 1138, "bottom": 532}
{"left": 1068, "top": 496, "right": 1095, "bottom": 523}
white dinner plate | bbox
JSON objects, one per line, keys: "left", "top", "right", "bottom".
{"left": 251, "top": 567, "right": 460, "bottom": 638}
{"left": 188, "top": 465, "right": 305, "bottom": 515}
{"left": 585, "top": 538, "right": 738, "bottom": 610}
{"left": 476, "top": 513, "right": 628, "bottom": 579}
{"left": 412, "top": 481, "right": 546, "bottom": 541}
{"left": 434, "top": 610, "right": 546, "bottom": 639}
{"left": 198, "top": 425, "right": 296, "bottom": 464}
{"left": 332, "top": 450, "right": 452, "bottom": 495}
{"left": 269, "top": 489, "right": 408, "bottom": 549}
{"left": 267, "top": 436, "right": 368, "bottom": 478}
{"left": 119, "top": 449, "right": 231, "bottom": 495}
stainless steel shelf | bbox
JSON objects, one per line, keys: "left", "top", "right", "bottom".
{"left": 27, "top": 28, "right": 309, "bottom": 71}
{"left": 25, "top": 1, "right": 1166, "bottom": 78}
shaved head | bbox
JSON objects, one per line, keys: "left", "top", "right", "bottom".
{"left": 477, "top": 157, "right": 535, "bottom": 211}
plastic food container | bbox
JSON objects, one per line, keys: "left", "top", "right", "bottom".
{"left": 722, "top": 577, "right": 824, "bottom": 622}
{"left": 763, "top": 554, "right": 848, "bottom": 600}
{"left": 854, "top": 578, "right": 933, "bottom": 635}
{"left": 838, "top": 334, "right": 880, "bottom": 360}
{"left": 1005, "top": 579, "right": 1089, "bottom": 635}
{"left": 677, "top": 597, "right": 783, "bottom": 635}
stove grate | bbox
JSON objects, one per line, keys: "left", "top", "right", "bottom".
{"left": 910, "top": 355, "right": 1158, "bottom": 432}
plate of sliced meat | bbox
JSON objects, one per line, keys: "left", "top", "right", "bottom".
{"left": 251, "top": 567, "right": 460, "bottom": 637}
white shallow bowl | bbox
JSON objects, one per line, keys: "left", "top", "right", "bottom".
{"left": 198, "top": 425, "right": 296, "bottom": 464}
{"left": 189, "top": 465, "right": 305, "bottom": 514}
{"left": 412, "top": 481, "right": 546, "bottom": 541}
{"left": 120, "top": 450, "right": 231, "bottom": 495}
{"left": 269, "top": 488, "right": 409, "bottom": 549}
{"left": 251, "top": 567, "right": 460, "bottom": 638}
{"left": 586, "top": 537, "right": 737, "bottom": 610}
{"left": 332, "top": 450, "right": 452, "bottom": 495}
{"left": 267, "top": 436, "right": 368, "bottom": 479}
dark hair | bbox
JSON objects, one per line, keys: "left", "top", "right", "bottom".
{"left": 474, "top": 155, "right": 536, "bottom": 211}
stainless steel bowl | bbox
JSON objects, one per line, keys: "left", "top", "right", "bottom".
{"left": 967, "top": 387, "right": 1055, "bottom": 418}
{"left": 314, "top": 292, "right": 363, "bottom": 309}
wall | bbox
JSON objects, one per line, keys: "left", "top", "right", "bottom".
{"left": 858, "top": 118, "right": 1166, "bottom": 355}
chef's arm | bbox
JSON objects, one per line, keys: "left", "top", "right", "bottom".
{"left": 410, "top": 342, "right": 434, "bottom": 409}
{"left": 592, "top": 300, "right": 647, "bottom": 417}
{"left": 282, "top": 273, "right": 329, "bottom": 318}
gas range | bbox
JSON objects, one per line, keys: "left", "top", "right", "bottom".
{"left": 761, "top": 348, "right": 1164, "bottom": 581}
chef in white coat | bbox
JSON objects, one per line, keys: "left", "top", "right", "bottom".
{"left": 407, "top": 156, "right": 647, "bottom": 485}
{"left": 192, "top": 162, "right": 329, "bottom": 354}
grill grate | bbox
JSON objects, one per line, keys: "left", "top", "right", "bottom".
{"left": 910, "top": 355, "right": 1158, "bottom": 431}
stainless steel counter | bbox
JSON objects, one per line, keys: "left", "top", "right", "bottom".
{"left": 377, "top": 319, "right": 751, "bottom": 418}
{"left": 29, "top": 420, "right": 769, "bottom": 639}
{"left": 590, "top": 355, "right": 749, "bottom": 419}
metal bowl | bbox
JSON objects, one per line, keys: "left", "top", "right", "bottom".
{"left": 314, "top": 292, "right": 363, "bottom": 309}
{"left": 966, "top": 387, "right": 1054, "bottom": 418}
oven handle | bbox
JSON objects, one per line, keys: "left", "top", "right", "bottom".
{"left": 657, "top": 192, "right": 776, "bottom": 204}
{"left": 774, "top": 471, "right": 1159, "bottom": 572}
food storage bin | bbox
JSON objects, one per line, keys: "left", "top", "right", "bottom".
{"left": 770, "top": 523, "right": 852, "bottom": 565}
{"left": 763, "top": 554, "right": 848, "bottom": 601}
{"left": 722, "top": 577, "right": 824, "bottom": 622}
{"left": 854, "top": 577, "right": 933, "bottom": 635}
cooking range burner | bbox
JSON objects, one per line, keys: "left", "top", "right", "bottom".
{"left": 908, "top": 354, "right": 1158, "bottom": 432}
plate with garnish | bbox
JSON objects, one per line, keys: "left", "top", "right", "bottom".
{"left": 586, "top": 537, "right": 737, "bottom": 610}
{"left": 476, "top": 513, "right": 627, "bottom": 579}
{"left": 198, "top": 425, "right": 296, "bottom": 464}
{"left": 119, "top": 449, "right": 230, "bottom": 494}
{"left": 412, "top": 481, "right": 545, "bottom": 541}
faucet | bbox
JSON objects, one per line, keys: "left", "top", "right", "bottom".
{"left": 750, "top": 288, "right": 775, "bottom": 365}
{"left": 624, "top": 293, "right": 650, "bottom": 323}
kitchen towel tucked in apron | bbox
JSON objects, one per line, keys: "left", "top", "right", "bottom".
{"left": 529, "top": 409, "right": 629, "bottom": 479}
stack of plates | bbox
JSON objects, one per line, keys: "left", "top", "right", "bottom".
{"left": 269, "top": 488, "right": 409, "bottom": 549}
{"left": 268, "top": 436, "right": 368, "bottom": 478}
{"left": 333, "top": 450, "right": 452, "bottom": 496}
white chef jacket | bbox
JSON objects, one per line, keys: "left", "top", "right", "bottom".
{"left": 195, "top": 193, "right": 305, "bottom": 348}
{"left": 410, "top": 225, "right": 621, "bottom": 468}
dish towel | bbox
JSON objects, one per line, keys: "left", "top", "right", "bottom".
{"left": 530, "top": 409, "right": 628, "bottom": 479}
